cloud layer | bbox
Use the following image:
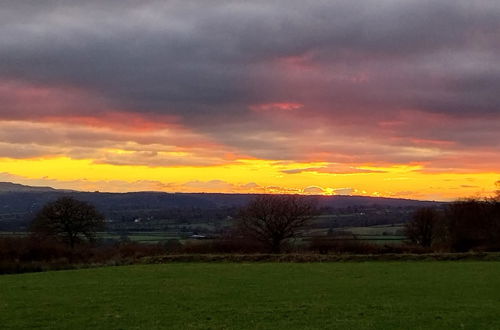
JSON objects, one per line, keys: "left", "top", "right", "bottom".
{"left": 0, "top": 1, "right": 499, "bottom": 198}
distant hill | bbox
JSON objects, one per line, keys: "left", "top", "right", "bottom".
{"left": 0, "top": 182, "right": 440, "bottom": 208}
{"left": 0, "top": 182, "right": 60, "bottom": 193}
{"left": 0, "top": 182, "right": 443, "bottom": 231}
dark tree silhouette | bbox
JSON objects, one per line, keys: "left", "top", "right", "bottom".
{"left": 442, "top": 199, "right": 500, "bottom": 252}
{"left": 404, "top": 207, "right": 440, "bottom": 247}
{"left": 30, "top": 197, "right": 105, "bottom": 248}
{"left": 235, "top": 194, "right": 318, "bottom": 253}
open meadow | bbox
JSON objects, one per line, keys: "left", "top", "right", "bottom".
{"left": 1, "top": 261, "right": 500, "bottom": 329}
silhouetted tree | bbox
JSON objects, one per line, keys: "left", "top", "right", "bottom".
{"left": 405, "top": 207, "right": 441, "bottom": 247}
{"left": 441, "top": 199, "right": 500, "bottom": 252}
{"left": 235, "top": 195, "right": 318, "bottom": 253}
{"left": 30, "top": 197, "right": 105, "bottom": 248}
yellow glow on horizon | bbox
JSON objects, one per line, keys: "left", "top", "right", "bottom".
{"left": 0, "top": 156, "right": 498, "bottom": 201}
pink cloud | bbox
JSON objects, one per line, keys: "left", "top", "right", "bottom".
{"left": 249, "top": 102, "right": 303, "bottom": 112}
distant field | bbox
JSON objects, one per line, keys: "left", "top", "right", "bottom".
{"left": 0, "top": 231, "right": 27, "bottom": 237}
{"left": 306, "top": 224, "right": 406, "bottom": 245}
{"left": 0, "top": 231, "right": 178, "bottom": 243}
{"left": 0, "top": 224, "right": 407, "bottom": 244}
{"left": 1, "top": 262, "right": 499, "bottom": 329}
{"left": 97, "top": 232, "right": 179, "bottom": 243}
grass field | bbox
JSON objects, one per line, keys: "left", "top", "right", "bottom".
{"left": 98, "top": 231, "right": 179, "bottom": 243}
{"left": 0, "top": 227, "right": 406, "bottom": 245}
{"left": 1, "top": 262, "right": 500, "bottom": 329}
{"left": 0, "top": 231, "right": 179, "bottom": 244}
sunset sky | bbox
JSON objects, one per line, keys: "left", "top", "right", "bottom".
{"left": 1, "top": 1, "right": 499, "bottom": 200}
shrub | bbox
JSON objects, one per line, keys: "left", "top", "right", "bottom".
{"left": 182, "top": 238, "right": 264, "bottom": 254}
{"left": 309, "top": 237, "right": 381, "bottom": 254}
{"left": 0, "top": 236, "right": 167, "bottom": 274}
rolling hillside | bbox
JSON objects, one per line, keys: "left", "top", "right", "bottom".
{"left": 0, "top": 182, "right": 442, "bottom": 232}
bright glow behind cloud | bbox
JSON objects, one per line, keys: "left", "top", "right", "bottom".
{"left": 0, "top": 1, "right": 499, "bottom": 200}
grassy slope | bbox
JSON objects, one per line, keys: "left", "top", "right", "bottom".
{"left": 1, "top": 262, "right": 500, "bottom": 329}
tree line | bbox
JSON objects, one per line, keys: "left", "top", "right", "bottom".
{"left": 406, "top": 197, "right": 500, "bottom": 252}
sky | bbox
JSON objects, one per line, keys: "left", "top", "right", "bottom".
{"left": 0, "top": 0, "right": 499, "bottom": 200}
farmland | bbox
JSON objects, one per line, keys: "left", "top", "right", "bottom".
{"left": 0, "top": 189, "right": 431, "bottom": 248}
{"left": 0, "top": 223, "right": 406, "bottom": 245}
{"left": 1, "top": 262, "right": 500, "bottom": 329}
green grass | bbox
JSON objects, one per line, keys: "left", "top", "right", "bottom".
{"left": 1, "top": 262, "right": 500, "bottom": 329}
{"left": 0, "top": 231, "right": 179, "bottom": 243}
{"left": 0, "top": 231, "right": 27, "bottom": 237}
{"left": 344, "top": 224, "right": 405, "bottom": 235}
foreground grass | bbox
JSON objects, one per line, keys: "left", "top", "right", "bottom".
{"left": 1, "top": 262, "right": 499, "bottom": 329}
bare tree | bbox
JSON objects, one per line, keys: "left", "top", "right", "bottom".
{"left": 30, "top": 196, "right": 105, "bottom": 248}
{"left": 405, "top": 207, "right": 441, "bottom": 248}
{"left": 235, "top": 194, "right": 318, "bottom": 253}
